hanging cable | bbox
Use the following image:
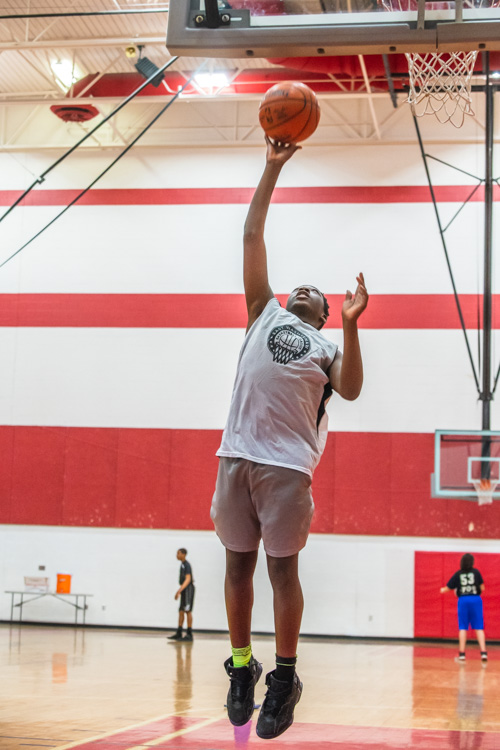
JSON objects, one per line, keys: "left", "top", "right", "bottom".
{"left": 413, "top": 115, "right": 481, "bottom": 394}
{"left": 424, "top": 155, "right": 484, "bottom": 232}
{"left": 0, "top": 63, "right": 205, "bottom": 271}
{"left": 0, "top": 56, "right": 179, "bottom": 225}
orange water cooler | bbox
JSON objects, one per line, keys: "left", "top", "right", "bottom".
{"left": 56, "top": 573, "right": 72, "bottom": 594}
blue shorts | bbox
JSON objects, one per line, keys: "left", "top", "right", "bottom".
{"left": 457, "top": 595, "right": 484, "bottom": 630}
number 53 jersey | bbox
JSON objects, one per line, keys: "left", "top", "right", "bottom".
{"left": 447, "top": 568, "right": 484, "bottom": 596}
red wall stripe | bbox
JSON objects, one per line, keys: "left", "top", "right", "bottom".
{"left": 0, "top": 185, "right": 498, "bottom": 206}
{"left": 0, "top": 293, "right": 498, "bottom": 329}
{"left": 2, "top": 427, "right": 500, "bottom": 537}
{"left": 414, "top": 551, "right": 500, "bottom": 639}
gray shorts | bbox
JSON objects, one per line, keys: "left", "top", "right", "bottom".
{"left": 210, "top": 457, "right": 314, "bottom": 558}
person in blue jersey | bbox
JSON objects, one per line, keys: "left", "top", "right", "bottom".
{"left": 210, "top": 137, "right": 368, "bottom": 739}
{"left": 441, "top": 553, "right": 487, "bottom": 662}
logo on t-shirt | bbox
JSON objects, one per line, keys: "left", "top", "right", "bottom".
{"left": 459, "top": 572, "right": 478, "bottom": 595}
{"left": 268, "top": 325, "right": 311, "bottom": 365}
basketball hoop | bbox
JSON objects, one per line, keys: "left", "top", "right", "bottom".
{"left": 405, "top": 51, "right": 478, "bottom": 128}
{"left": 471, "top": 478, "right": 498, "bottom": 506}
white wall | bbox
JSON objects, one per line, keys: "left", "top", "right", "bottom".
{"left": 2, "top": 525, "right": 500, "bottom": 637}
{"left": 0, "top": 327, "right": 496, "bottom": 430}
{"left": 0, "top": 146, "right": 495, "bottom": 297}
{"left": 0, "top": 144, "right": 498, "bottom": 434}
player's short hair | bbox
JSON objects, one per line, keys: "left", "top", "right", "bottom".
{"left": 460, "top": 553, "right": 474, "bottom": 571}
{"left": 178, "top": 548, "right": 187, "bottom": 555}
{"left": 321, "top": 293, "right": 329, "bottom": 320}
{"left": 317, "top": 292, "right": 329, "bottom": 330}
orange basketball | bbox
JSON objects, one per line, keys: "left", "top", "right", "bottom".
{"left": 259, "top": 81, "right": 320, "bottom": 144}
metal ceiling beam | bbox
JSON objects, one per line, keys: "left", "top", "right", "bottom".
{"left": 0, "top": 92, "right": 408, "bottom": 106}
{"left": 0, "top": 36, "right": 166, "bottom": 51}
{"left": 1, "top": 134, "right": 496, "bottom": 151}
{"left": 358, "top": 54, "right": 381, "bottom": 140}
{"left": 321, "top": 99, "right": 364, "bottom": 140}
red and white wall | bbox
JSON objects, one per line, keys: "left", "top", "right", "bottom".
{"left": 0, "top": 143, "right": 499, "bottom": 635}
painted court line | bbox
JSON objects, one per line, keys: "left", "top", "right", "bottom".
{"left": 125, "top": 714, "right": 227, "bottom": 750}
{"left": 53, "top": 712, "right": 183, "bottom": 750}
{"left": 28, "top": 716, "right": 500, "bottom": 750}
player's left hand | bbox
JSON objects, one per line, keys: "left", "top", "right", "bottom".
{"left": 342, "top": 272, "right": 368, "bottom": 324}
{"left": 174, "top": 589, "right": 181, "bottom": 600}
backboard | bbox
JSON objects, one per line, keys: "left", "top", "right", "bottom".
{"left": 166, "top": 0, "right": 500, "bottom": 58}
{"left": 432, "top": 430, "right": 500, "bottom": 501}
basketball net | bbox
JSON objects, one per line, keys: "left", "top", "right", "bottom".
{"left": 405, "top": 50, "right": 478, "bottom": 128}
{"left": 471, "top": 478, "right": 497, "bottom": 506}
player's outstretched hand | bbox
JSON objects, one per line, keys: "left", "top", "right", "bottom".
{"left": 265, "top": 135, "right": 301, "bottom": 166}
{"left": 342, "top": 272, "right": 368, "bottom": 324}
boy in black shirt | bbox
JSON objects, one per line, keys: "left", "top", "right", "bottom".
{"left": 168, "top": 548, "right": 195, "bottom": 642}
{"left": 440, "top": 553, "right": 487, "bottom": 662}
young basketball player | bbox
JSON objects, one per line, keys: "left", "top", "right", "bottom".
{"left": 210, "top": 137, "right": 368, "bottom": 739}
{"left": 441, "top": 553, "right": 487, "bottom": 662}
{"left": 167, "top": 548, "right": 195, "bottom": 642}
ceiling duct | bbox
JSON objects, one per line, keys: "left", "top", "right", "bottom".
{"left": 50, "top": 104, "right": 99, "bottom": 122}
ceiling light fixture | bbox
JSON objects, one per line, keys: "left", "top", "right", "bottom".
{"left": 194, "top": 72, "right": 229, "bottom": 92}
{"left": 51, "top": 59, "right": 82, "bottom": 90}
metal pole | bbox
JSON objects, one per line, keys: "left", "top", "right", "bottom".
{"left": 480, "top": 53, "right": 494, "bottom": 484}
{"left": 482, "top": 53, "right": 493, "bottom": 432}
{"left": 205, "top": 0, "right": 222, "bottom": 28}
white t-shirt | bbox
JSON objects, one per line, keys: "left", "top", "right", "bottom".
{"left": 217, "top": 297, "right": 338, "bottom": 477}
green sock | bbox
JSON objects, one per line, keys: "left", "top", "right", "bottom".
{"left": 232, "top": 643, "right": 252, "bottom": 668}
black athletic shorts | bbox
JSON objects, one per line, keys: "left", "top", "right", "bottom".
{"left": 179, "top": 585, "right": 195, "bottom": 612}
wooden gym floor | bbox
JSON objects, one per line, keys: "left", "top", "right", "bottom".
{"left": 2, "top": 624, "right": 500, "bottom": 749}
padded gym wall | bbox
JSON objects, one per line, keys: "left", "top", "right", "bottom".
{"left": 414, "top": 551, "right": 500, "bottom": 639}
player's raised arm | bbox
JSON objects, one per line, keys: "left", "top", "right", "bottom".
{"left": 244, "top": 137, "right": 301, "bottom": 331}
{"left": 329, "top": 273, "right": 368, "bottom": 401}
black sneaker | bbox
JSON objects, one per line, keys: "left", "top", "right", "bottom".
{"left": 224, "top": 655, "right": 262, "bottom": 726}
{"left": 167, "top": 629, "right": 183, "bottom": 641}
{"left": 181, "top": 631, "right": 193, "bottom": 642}
{"left": 256, "top": 670, "right": 302, "bottom": 740}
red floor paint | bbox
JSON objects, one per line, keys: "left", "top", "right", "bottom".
{"left": 66, "top": 717, "right": 500, "bottom": 749}
{"left": 67, "top": 715, "right": 201, "bottom": 748}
